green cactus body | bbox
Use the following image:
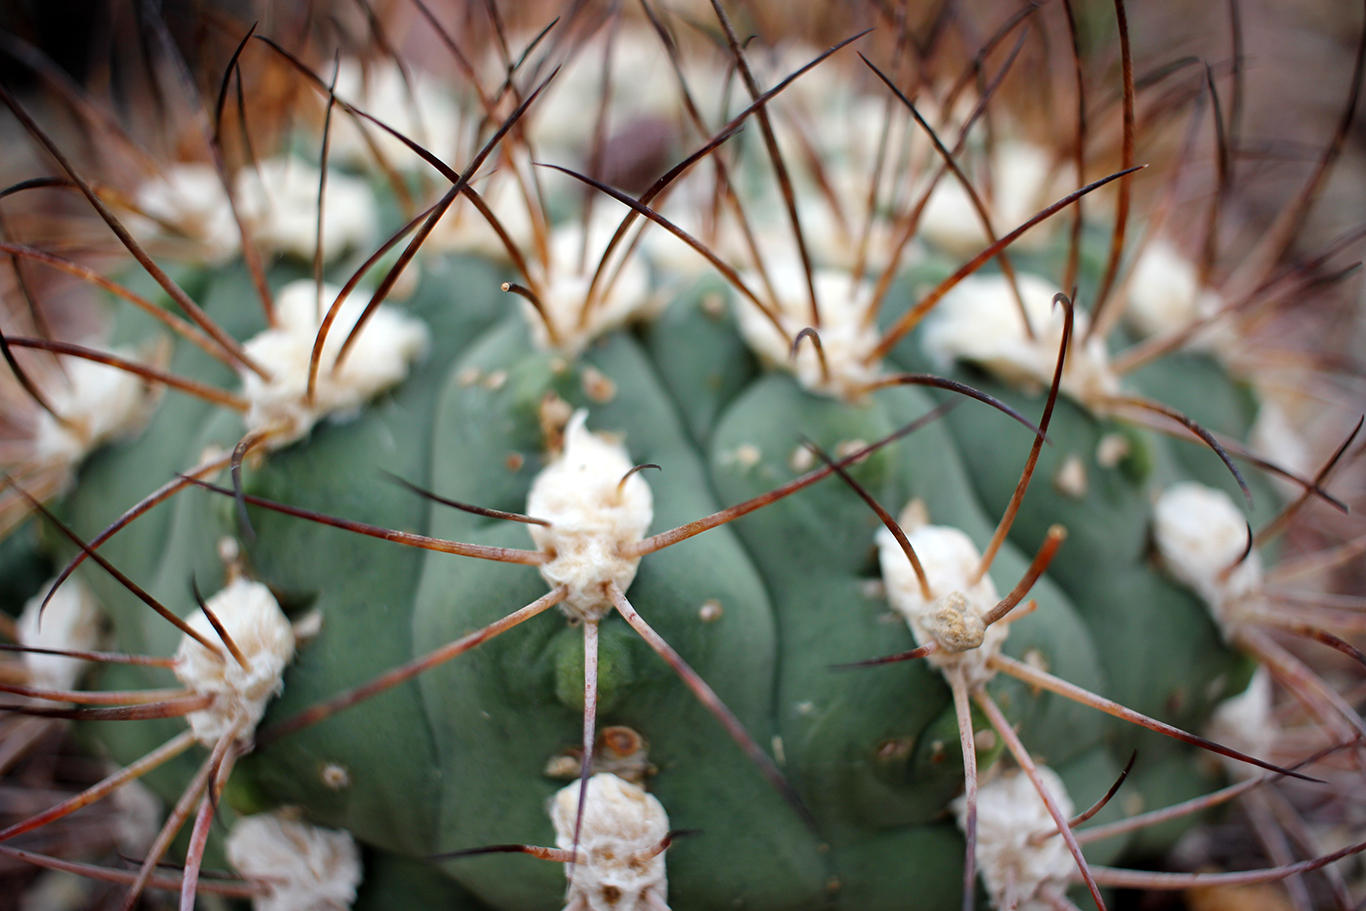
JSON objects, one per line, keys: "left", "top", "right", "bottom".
{"left": 6, "top": 4, "right": 1354, "bottom": 910}
{"left": 60, "top": 256, "right": 1253, "bottom": 909}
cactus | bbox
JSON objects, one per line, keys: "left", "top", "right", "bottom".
{"left": 0, "top": 2, "right": 1363, "bottom": 910}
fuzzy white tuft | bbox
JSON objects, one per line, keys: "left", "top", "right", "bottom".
{"left": 174, "top": 578, "right": 294, "bottom": 745}
{"left": 876, "top": 502, "right": 1006, "bottom": 689}
{"left": 1250, "top": 401, "right": 1312, "bottom": 497}
{"left": 234, "top": 157, "right": 376, "bottom": 262}
{"left": 920, "top": 141, "right": 1063, "bottom": 256}
{"left": 524, "top": 29, "right": 717, "bottom": 156}
{"left": 527, "top": 411, "right": 653, "bottom": 620}
{"left": 16, "top": 576, "right": 102, "bottom": 691}
{"left": 1206, "top": 668, "right": 1276, "bottom": 779}
{"left": 240, "top": 280, "right": 430, "bottom": 443}
{"left": 732, "top": 265, "right": 881, "bottom": 399}
{"left": 955, "top": 766, "right": 1077, "bottom": 911}
{"left": 551, "top": 773, "right": 670, "bottom": 911}
{"left": 429, "top": 168, "right": 536, "bottom": 261}
{"left": 1151, "top": 482, "right": 1262, "bottom": 636}
{"left": 522, "top": 216, "right": 659, "bottom": 356}
{"left": 32, "top": 352, "right": 156, "bottom": 467}
{"left": 922, "top": 272, "right": 1119, "bottom": 405}
{"left": 329, "top": 59, "right": 462, "bottom": 170}
{"left": 227, "top": 811, "right": 362, "bottom": 911}
{"left": 1123, "top": 239, "right": 1225, "bottom": 341}
{"left": 132, "top": 163, "right": 240, "bottom": 263}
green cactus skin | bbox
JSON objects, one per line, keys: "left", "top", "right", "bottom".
{"left": 56, "top": 247, "right": 1265, "bottom": 910}
{"left": 11, "top": 4, "right": 1351, "bottom": 909}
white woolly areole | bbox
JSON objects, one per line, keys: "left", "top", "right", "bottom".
{"left": 32, "top": 351, "right": 156, "bottom": 466}
{"left": 524, "top": 217, "right": 657, "bottom": 356}
{"left": 551, "top": 773, "right": 670, "bottom": 911}
{"left": 235, "top": 157, "right": 377, "bottom": 262}
{"left": 1206, "top": 668, "right": 1276, "bottom": 779}
{"left": 429, "top": 171, "right": 535, "bottom": 262}
{"left": 876, "top": 503, "right": 1006, "bottom": 689}
{"left": 731, "top": 47, "right": 915, "bottom": 273}
{"left": 524, "top": 28, "right": 718, "bottom": 155}
{"left": 174, "top": 579, "right": 294, "bottom": 745}
{"left": 330, "top": 59, "right": 462, "bottom": 169}
{"left": 227, "top": 811, "right": 361, "bottom": 911}
{"left": 132, "top": 163, "right": 240, "bottom": 263}
{"left": 784, "top": 168, "right": 902, "bottom": 273}
{"left": 637, "top": 170, "right": 736, "bottom": 278}
{"left": 1250, "top": 401, "right": 1312, "bottom": 497}
{"left": 1151, "top": 482, "right": 1262, "bottom": 635}
{"left": 920, "top": 141, "right": 1062, "bottom": 256}
{"left": 922, "top": 272, "right": 1119, "bottom": 406}
{"left": 240, "top": 280, "right": 430, "bottom": 443}
{"left": 527, "top": 411, "right": 652, "bottom": 620}
{"left": 17, "top": 576, "right": 102, "bottom": 691}
{"left": 1123, "top": 239, "right": 1224, "bottom": 341}
{"left": 733, "top": 265, "right": 881, "bottom": 400}
{"left": 955, "top": 766, "right": 1077, "bottom": 911}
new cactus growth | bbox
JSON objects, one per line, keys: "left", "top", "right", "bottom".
{"left": 550, "top": 773, "right": 672, "bottom": 911}
{"left": 0, "top": 2, "right": 1363, "bottom": 910}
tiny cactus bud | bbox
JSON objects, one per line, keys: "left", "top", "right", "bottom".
{"left": 551, "top": 773, "right": 670, "bottom": 911}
